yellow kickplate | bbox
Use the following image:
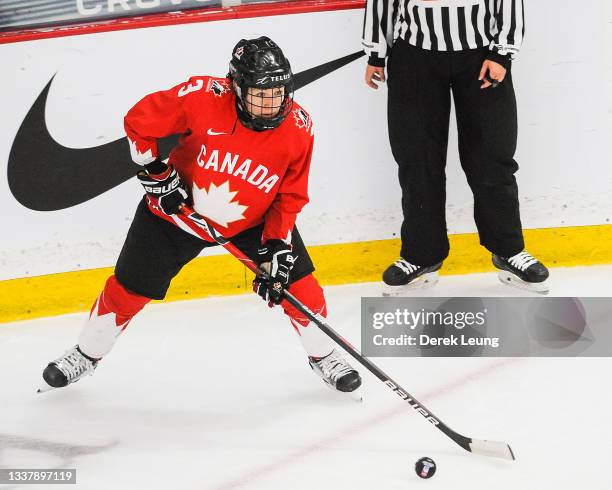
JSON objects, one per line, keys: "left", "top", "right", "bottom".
{"left": 1, "top": 224, "right": 611, "bottom": 324}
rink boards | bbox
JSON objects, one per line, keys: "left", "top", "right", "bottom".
{"left": 1, "top": 1, "right": 611, "bottom": 321}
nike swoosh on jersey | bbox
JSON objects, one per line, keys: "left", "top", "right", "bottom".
{"left": 7, "top": 50, "right": 364, "bottom": 211}
{"left": 207, "top": 129, "right": 228, "bottom": 136}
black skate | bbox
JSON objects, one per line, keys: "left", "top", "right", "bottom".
{"left": 38, "top": 345, "right": 98, "bottom": 393}
{"left": 382, "top": 259, "right": 442, "bottom": 296}
{"left": 309, "top": 349, "right": 362, "bottom": 399}
{"left": 493, "top": 251, "right": 549, "bottom": 294}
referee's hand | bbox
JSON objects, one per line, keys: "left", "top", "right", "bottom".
{"left": 365, "top": 64, "right": 386, "bottom": 89}
{"left": 479, "top": 60, "right": 507, "bottom": 89}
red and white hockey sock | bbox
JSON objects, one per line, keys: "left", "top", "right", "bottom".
{"left": 283, "top": 275, "right": 334, "bottom": 359}
{"left": 78, "top": 275, "right": 150, "bottom": 359}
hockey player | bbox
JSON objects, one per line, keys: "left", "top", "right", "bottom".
{"left": 39, "top": 36, "right": 362, "bottom": 395}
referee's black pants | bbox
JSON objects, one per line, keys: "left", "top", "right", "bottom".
{"left": 387, "top": 39, "right": 525, "bottom": 267}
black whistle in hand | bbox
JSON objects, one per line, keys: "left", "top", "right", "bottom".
{"left": 484, "top": 74, "right": 500, "bottom": 88}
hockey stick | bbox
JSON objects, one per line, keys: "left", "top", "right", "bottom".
{"left": 176, "top": 205, "right": 515, "bottom": 461}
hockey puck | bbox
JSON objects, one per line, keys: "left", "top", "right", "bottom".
{"left": 415, "top": 457, "right": 436, "bottom": 479}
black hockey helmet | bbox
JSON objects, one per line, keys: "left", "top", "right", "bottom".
{"left": 228, "top": 36, "right": 294, "bottom": 131}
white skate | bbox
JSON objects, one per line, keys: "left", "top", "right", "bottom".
{"left": 38, "top": 345, "right": 98, "bottom": 393}
{"left": 309, "top": 349, "right": 363, "bottom": 401}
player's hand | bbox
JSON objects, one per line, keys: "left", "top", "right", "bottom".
{"left": 479, "top": 60, "right": 507, "bottom": 89}
{"left": 137, "top": 161, "right": 188, "bottom": 215}
{"left": 253, "top": 240, "right": 296, "bottom": 306}
{"left": 365, "top": 64, "right": 386, "bottom": 90}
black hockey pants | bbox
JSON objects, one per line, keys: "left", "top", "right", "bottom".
{"left": 387, "top": 39, "right": 525, "bottom": 266}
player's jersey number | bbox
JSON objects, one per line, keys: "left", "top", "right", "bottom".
{"left": 178, "top": 79, "right": 204, "bottom": 97}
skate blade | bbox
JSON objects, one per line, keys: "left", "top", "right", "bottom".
{"left": 37, "top": 382, "right": 56, "bottom": 394}
{"left": 382, "top": 272, "right": 439, "bottom": 296}
{"left": 347, "top": 387, "right": 364, "bottom": 403}
{"left": 325, "top": 382, "right": 363, "bottom": 402}
{"left": 335, "top": 384, "right": 363, "bottom": 402}
{"left": 497, "top": 271, "right": 549, "bottom": 295}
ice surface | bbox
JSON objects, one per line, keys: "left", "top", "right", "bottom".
{"left": 1, "top": 266, "right": 611, "bottom": 489}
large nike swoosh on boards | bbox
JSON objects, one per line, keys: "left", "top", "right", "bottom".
{"left": 7, "top": 50, "right": 364, "bottom": 211}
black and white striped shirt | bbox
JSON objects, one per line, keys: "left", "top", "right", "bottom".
{"left": 362, "top": 0, "right": 525, "bottom": 66}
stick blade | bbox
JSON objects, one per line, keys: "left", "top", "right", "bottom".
{"left": 469, "top": 439, "right": 515, "bottom": 460}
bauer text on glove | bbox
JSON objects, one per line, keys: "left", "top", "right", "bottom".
{"left": 137, "top": 161, "right": 188, "bottom": 215}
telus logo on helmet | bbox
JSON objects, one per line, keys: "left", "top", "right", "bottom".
{"left": 255, "top": 74, "right": 291, "bottom": 85}
{"left": 7, "top": 49, "right": 364, "bottom": 211}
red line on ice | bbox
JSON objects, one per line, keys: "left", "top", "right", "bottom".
{"left": 214, "top": 357, "right": 519, "bottom": 489}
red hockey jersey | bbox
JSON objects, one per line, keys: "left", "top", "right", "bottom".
{"left": 124, "top": 76, "right": 314, "bottom": 243}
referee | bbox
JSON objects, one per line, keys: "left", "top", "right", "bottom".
{"left": 363, "top": 0, "right": 550, "bottom": 293}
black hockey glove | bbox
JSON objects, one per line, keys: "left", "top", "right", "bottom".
{"left": 253, "top": 239, "right": 296, "bottom": 306}
{"left": 137, "top": 160, "right": 188, "bottom": 215}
